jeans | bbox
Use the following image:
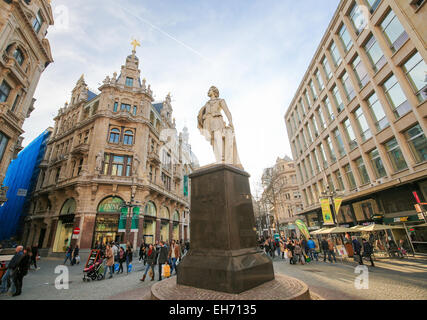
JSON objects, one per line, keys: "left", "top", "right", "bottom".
{"left": 309, "top": 248, "right": 318, "bottom": 261}
{"left": 276, "top": 247, "right": 281, "bottom": 258}
{"left": 126, "top": 256, "right": 131, "bottom": 273}
{"left": 170, "top": 258, "right": 178, "bottom": 274}
{"left": 326, "top": 250, "right": 337, "bottom": 262}
{"left": 63, "top": 254, "right": 72, "bottom": 265}
{"left": 1, "top": 269, "right": 10, "bottom": 293}
{"left": 158, "top": 263, "right": 164, "bottom": 280}
{"left": 143, "top": 264, "right": 155, "bottom": 278}
{"left": 103, "top": 265, "right": 113, "bottom": 278}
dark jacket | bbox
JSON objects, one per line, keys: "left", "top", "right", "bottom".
{"left": 7, "top": 251, "right": 24, "bottom": 271}
{"left": 363, "top": 242, "right": 373, "bottom": 256}
{"left": 146, "top": 248, "right": 156, "bottom": 265}
{"left": 321, "top": 240, "right": 329, "bottom": 251}
{"left": 158, "top": 245, "right": 169, "bottom": 264}
{"left": 16, "top": 254, "right": 30, "bottom": 277}
{"left": 353, "top": 239, "right": 362, "bottom": 254}
{"left": 125, "top": 248, "right": 133, "bottom": 263}
{"left": 73, "top": 247, "right": 79, "bottom": 258}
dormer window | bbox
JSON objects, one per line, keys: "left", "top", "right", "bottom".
{"left": 125, "top": 77, "right": 134, "bottom": 87}
{"left": 32, "top": 10, "right": 44, "bottom": 34}
{"left": 13, "top": 48, "right": 24, "bottom": 65}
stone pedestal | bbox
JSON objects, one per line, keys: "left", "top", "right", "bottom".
{"left": 177, "top": 164, "right": 274, "bottom": 294}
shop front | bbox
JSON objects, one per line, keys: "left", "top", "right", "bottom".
{"left": 92, "top": 196, "right": 124, "bottom": 247}
{"left": 160, "top": 206, "right": 170, "bottom": 242}
{"left": 143, "top": 201, "right": 156, "bottom": 244}
{"left": 172, "top": 210, "right": 180, "bottom": 241}
{"left": 53, "top": 198, "right": 76, "bottom": 252}
{"left": 385, "top": 214, "right": 427, "bottom": 254}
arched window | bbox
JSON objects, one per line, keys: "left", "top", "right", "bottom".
{"left": 172, "top": 210, "right": 179, "bottom": 222}
{"left": 97, "top": 196, "right": 124, "bottom": 213}
{"left": 60, "top": 198, "right": 76, "bottom": 215}
{"left": 145, "top": 201, "right": 157, "bottom": 217}
{"left": 13, "top": 48, "right": 24, "bottom": 66}
{"left": 160, "top": 206, "right": 170, "bottom": 220}
{"left": 123, "top": 130, "right": 134, "bottom": 145}
{"left": 109, "top": 128, "right": 120, "bottom": 143}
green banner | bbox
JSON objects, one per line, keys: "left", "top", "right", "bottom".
{"left": 295, "top": 219, "right": 310, "bottom": 240}
{"left": 184, "top": 175, "right": 189, "bottom": 196}
{"left": 118, "top": 207, "right": 128, "bottom": 232}
{"left": 131, "top": 207, "right": 140, "bottom": 231}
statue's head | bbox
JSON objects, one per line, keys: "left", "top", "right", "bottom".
{"left": 208, "top": 86, "right": 219, "bottom": 99}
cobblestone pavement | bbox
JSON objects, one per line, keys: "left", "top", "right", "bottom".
{"left": 0, "top": 253, "right": 426, "bottom": 300}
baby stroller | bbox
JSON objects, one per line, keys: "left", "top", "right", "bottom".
{"left": 83, "top": 258, "right": 104, "bottom": 281}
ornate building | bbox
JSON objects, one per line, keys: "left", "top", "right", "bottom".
{"left": 24, "top": 47, "right": 199, "bottom": 254}
{"left": 0, "top": 0, "right": 54, "bottom": 204}
{"left": 261, "top": 156, "right": 304, "bottom": 237}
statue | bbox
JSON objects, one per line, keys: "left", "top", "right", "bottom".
{"left": 133, "top": 154, "right": 141, "bottom": 176}
{"left": 197, "top": 86, "right": 242, "bottom": 168}
{"left": 95, "top": 151, "right": 103, "bottom": 173}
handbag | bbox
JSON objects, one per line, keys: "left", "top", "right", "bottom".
{"left": 75, "top": 256, "right": 80, "bottom": 264}
{"left": 128, "top": 263, "right": 132, "bottom": 273}
{"left": 148, "top": 268, "right": 153, "bottom": 278}
{"left": 162, "top": 264, "right": 171, "bottom": 277}
{"left": 114, "top": 263, "right": 120, "bottom": 272}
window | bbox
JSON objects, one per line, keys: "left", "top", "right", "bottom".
{"left": 103, "top": 154, "right": 132, "bottom": 177}
{"left": 349, "top": 3, "right": 367, "bottom": 34}
{"left": 295, "top": 105, "right": 302, "bottom": 123}
{"left": 13, "top": 48, "right": 24, "bottom": 66}
{"left": 309, "top": 80, "right": 318, "bottom": 101}
{"left": 329, "top": 41, "right": 342, "bottom": 66}
{"left": 123, "top": 130, "right": 134, "bottom": 145}
{"left": 32, "top": 10, "right": 44, "bottom": 33}
{"left": 332, "top": 85, "right": 344, "bottom": 113}
{"left": 402, "top": 52, "right": 426, "bottom": 102}
{"left": 327, "top": 174, "right": 335, "bottom": 192}
{"left": 380, "top": 10, "right": 408, "bottom": 52}
{"left": 410, "top": 0, "right": 426, "bottom": 9}
{"left": 304, "top": 91, "right": 311, "bottom": 109}
{"left": 354, "top": 106, "right": 372, "bottom": 142}
{"left": 300, "top": 98, "right": 307, "bottom": 113}
{"left": 344, "top": 164, "right": 357, "bottom": 190}
{"left": 384, "top": 138, "right": 408, "bottom": 172}
{"left": 323, "top": 96, "right": 334, "bottom": 122}
{"left": 368, "top": 148, "right": 387, "bottom": 179}
{"left": 305, "top": 124, "right": 313, "bottom": 143}
{"left": 338, "top": 24, "right": 353, "bottom": 53}
{"left": 162, "top": 151, "right": 172, "bottom": 171}
{"left": 383, "top": 74, "right": 411, "bottom": 118}
{"left": 321, "top": 56, "right": 332, "bottom": 80}
{"left": 11, "top": 94, "right": 20, "bottom": 112}
{"left": 307, "top": 154, "right": 314, "bottom": 176}
{"left": 133, "top": 106, "right": 137, "bottom": 115}
{"left": 319, "top": 143, "right": 328, "bottom": 168}
{"left": 364, "top": 35, "right": 386, "bottom": 72}
{"left": 365, "top": 0, "right": 381, "bottom": 13}
{"left": 312, "top": 150, "right": 320, "bottom": 172}
{"left": 341, "top": 71, "right": 355, "bottom": 101}
{"left": 300, "top": 133, "right": 307, "bottom": 150}
{"left": 125, "top": 77, "right": 134, "bottom": 87}
{"left": 315, "top": 70, "right": 324, "bottom": 91}
{"left": 311, "top": 116, "right": 319, "bottom": 136}
{"left": 352, "top": 55, "right": 369, "bottom": 88}
{"left": 326, "top": 136, "right": 337, "bottom": 163}
{"left": 316, "top": 108, "right": 326, "bottom": 129}
{"left": 55, "top": 167, "right": 61, "bottom": 183}
{"left": 334, "top": 170, "right": 345, "bottom": 191}
{"left": 0, "top": 80, "right": 11, "bottom": 103}
{"left": 333, "top": 128, "right": 346, "bottom": 157}
{"left": 113, "top": 102, "right": 118, "bottom": 112}
{"left": 120, "top": 103, "right": 131, "bottom": 112}
{"left": 343, "top": 118, "right": 357, "bottom": 150}
{"left": 367, "top": 92, "right": 389, "bottom": 131}
{"left": 302, "top": 159, "right": 310, "bottom": 179}
{"left": 0, "top": 132, "right": 9, "bottom": 162}
{"left": 355, "top": 157, "right": 370, "bottom": 185}
{"left": 161, "top": 172, "right": 171, "bottom": 190}
{"left": 109, "top": 128, "right": 120, "bottom": 143}
{"left": 404, "top": 124, "right": 427, "bottom": 163}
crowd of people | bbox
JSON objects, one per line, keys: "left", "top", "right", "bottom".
{"left": 259, "top": 234, "right": 375, "bottom": 266}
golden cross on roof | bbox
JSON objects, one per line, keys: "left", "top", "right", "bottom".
{"left": 131, "top": 39, "right": 141, "bottom": 52}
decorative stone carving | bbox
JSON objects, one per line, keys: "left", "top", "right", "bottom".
{"left": 95, "top": 151, "right": 103, "bottom": 173}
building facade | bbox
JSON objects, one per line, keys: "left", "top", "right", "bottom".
{"left": 284, "top": 0, "right": 427, "bottom": 253}
{"left": 261, "top": 156, "right": 303, "bottom": 237}
{"left": 0, "top": 0, "right": 54, "bottom": 204}
{"left": 24, "top": 49, "right": 199, "bottom": 254}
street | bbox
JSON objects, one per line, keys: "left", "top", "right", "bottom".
{"left": 1, "top": 253, "right": 426, "bottom": 300}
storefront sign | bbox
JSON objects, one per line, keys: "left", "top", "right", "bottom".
{"left": 295, "top": 219, "right": 310, "bottom": 240}
{"left": 131, "top": 207, "right": 140, "bottom": 232}
{"left": 118, "top": 207, "right": 128, "bottom": 232}
{"left": 321, "top": 198, "right": 334, "bottom": 225}
{"left": 394, "top": 217, "right": 408, "bottom": 222}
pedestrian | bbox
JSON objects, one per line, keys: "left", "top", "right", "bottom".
{"left": 118, "top": 247, "right": 125, "bottom": 273}
{"left": 362, "top": 239, "right": 375, "bottom": 267}
{"left": 63, "top": 245, "right": 73, "bottom": 265}
{"left": 125, "top": 244, "right": 133, "bottom": 274}
{"left": 140, "top": 244, "right": 156, "bottom": 282}
{"left": 11, "top": 247, "right": 31, "bottom": 296}
{"left": 279, "top": 239, "right": 286, "bottom": 259}
{"left": 307, "top": 237, "right": 319, "bottom": 262}
{"left": 157, "top": 241, "right": 169, "bottom": 281}
{"left": 139, "top": 241, "right": 145, "bottom": 262}
{"left": 294, "top": 241, "right": 304, "bottom": 264}
{"left": 352, "top": 236, "right": 363, "bottom": 265}
{"left": 327, "top": 238, "right": 337, "bottom": 263}
{"left": 71, "top": 245, "right": 79, "bottom": 265}
{"left": 320, "top": 237, "right": 329, "bottom": 262}
{"left": 103, "top": 244, "right": 114, "bottom": 279}
{"left": 287, "top": 240, "right": 295, "bottom": 264}
{"left": 275, "top": 237, "right": 281, "bottom": 258}
{"left": 30, "top": 245, "right": 39, "bottom": 270}
{"left": 1, "top": 246, "right": 23, "bottom": 294}
{"left": 168, "top": 240, "right": 181, "bottom": 275}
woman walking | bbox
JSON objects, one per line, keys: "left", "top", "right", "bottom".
{"left": 71, "top": 245, "right": 79, "bottom": 266}
{"left": 118, "top": 247, "right": 125, "bottom": 273}
{"left": 103, "top": 244, "right": 114, "bottom": 279}
{"left": 287, "top": 240, "right": 295, "bottom": 264}
{"left": 125, "top": 244, "right": 133, "bottom": 274}
{"left": 140, "top": 244, "right": 156, "bottom": 282}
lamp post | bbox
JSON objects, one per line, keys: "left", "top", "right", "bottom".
{"left": 119, "top": 195, "right": 142, "bottom": 245}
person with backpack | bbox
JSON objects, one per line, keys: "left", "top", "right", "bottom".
{"left": 362, "top": 238, "right": 375, "bottom": 267}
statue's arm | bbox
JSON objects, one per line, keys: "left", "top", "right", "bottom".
{"left": 220, "top": 99, "right": 233, "bottom": 128}
{"left": 197, "top": 106, "right": 206, "bottom": 129}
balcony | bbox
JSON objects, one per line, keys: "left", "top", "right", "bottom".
{"left": 72, "top": 143, "right": 89, "bottom": 155}
{"left": 50, "top": 154, "right": 69, "bottom": 165}
{"left": 148, "top": 150, "right": 161, "bottom": 164}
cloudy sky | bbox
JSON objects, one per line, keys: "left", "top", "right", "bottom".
{"left": 23, "top": 0, "right": 340, "bottom": 189}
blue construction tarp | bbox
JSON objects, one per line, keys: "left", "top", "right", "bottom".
{"left": 0, "top": 130, "right": 51, "bottom": 241}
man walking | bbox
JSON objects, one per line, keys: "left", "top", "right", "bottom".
{"left": 362, "top": 239, "right": 375, "bottom": 267}
{"left": 157, "top": 241, "right": 169, "bottom": 281}
{"left": 352, "top": 236, "right": 363, "bottom": 265}
{"left": 63, "top": 245, "right": 73, "bottom": 265}
{"left": 307, "top": 238, "right": 318, "bottom": 262}
{"left": 30, "top": 245, "right": 39, "bottom": 270}
{"left": 321, "top": 237, "right": 329, "bottom": 262}
{"left": 1, "top": 246, "right": 23, "bottom": 294}
{"left": 327, "top": 238, "right": 337, "bottom": 263}
{"left": 168, "top": 240, "right": 181, "bottom": 275}
{"left": 12, "top": 247, "right": 31, "bottom": 296}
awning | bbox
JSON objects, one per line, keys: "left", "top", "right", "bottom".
{"left": 317, "top": 226, "right": 352, "bottom": 234}
{"left": 348, "top": 225, "right": 366, "bottom": 232}
{"left": 358, "top": 224, "right": 404, "bottom": 232}
{"left": 310, "top": 228, "right": 328, "bottom": 235}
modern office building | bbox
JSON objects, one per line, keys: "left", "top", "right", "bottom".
{"left": 284, "top": 0, "right": 427, "bottom": 253}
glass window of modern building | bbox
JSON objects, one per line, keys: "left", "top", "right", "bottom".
{"left": 365, "top": 0, "right": 381, "bottom": 13}
{"left": 316, "top": 107, "right": 326, "bottom": 130}
{"left": 404, "top": 124, "right": 427, "bottom": 164}
{"left": 298, "top": 103, "right": 305, "bottom": 122}
{"left": 343, "top": 118, "right": 357, "bottom": 150}
{"left": 309, "top": 80, "right": 318, "bottom": 101}
{"left": 323, "top": 96, "right": 335, "bottom": 122}
{"left": 380, "top": 9, "right": 409, "bottom": 53}
{"left": 355, "top": 157, "right": 370, "bottom": 185}
{"left": 367, "top": 92, "right": 389, "bottom": 131}
{"left": 311, "top": 116, "right": 319, "bottom": 136}
{"left": 0, "top": 80, "right": 11, "bottom": 103}
{"left": 344, "top": 164, "right": 357, "bottom": 190}
{"left": 321, "top": 56, "right": 332, "bottom": 80}
{"left": 295, "top": 105, "right": 302, "bottom": 123}
{"left": 368, "top": 148, "right": 387, "bottom": 179}
{"left": 330, "top": 41, "right": 342, "bottom": 67}
{"left": 341, "top": 71, "right": 356, "bottom": 101}
{"left": 384, "top": 138, "right": 408, "bottom": 172}
{"left": 349, "top": 3, "right": 367, "bottom": 34}
{"left": 306, "top": 124, "right": 313, "bottom": 143}
{"left": 319, "top": 143, "right": 328, "bottom": 168}
{"left": 307, "top": 154, "right": 314, "bottom": 176}
{"left": 312, "top": 150, "right": 320, "bottom": 172}
{"left": 364, "top": 34, "right": 386, "bottom": 72}
{"left": 304, "top": 90, "right": 312, "bottom": 108}
{"left": 326, "top": 136, "right": 337, "bottom": 163}
{"left": 332, "top": 85, "right": 344, "bottom": 113}
{"left": 334, "top": 170, "right": 345, "bottom": 191}
{"left": 352, "top": 55, "right": 369, "bottom": 88}
{"left": 383, "top": 74, "right": 411, "bottom": 118}
{"left": 333, "top": 128, "right": 346, "bottom": 157}
{"left": 402, "top": 51, "right": 426, "bottom": 102}
{"left": 300, "top": 98, "right": 307, "bottom": 113}
{"left": 315, "top": 69, "right": 324, "bottom": 91}
{"left": 300, "top": 130, "right": 307, "bottom": 149}
{"left": 354, "top": 106, "right": 372, "bottom": 142}
{"left": 338, "top": 23, "right": 353, "bottom": 53}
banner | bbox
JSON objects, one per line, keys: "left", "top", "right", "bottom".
{"left": 184, "top": 175, "right": 189, "bottom": 196}
{"left": 334, "top": 198, "right": 343, "bottom": 217}
{"left": 321, "top": 198, "right": 334, "bottom": 225}
{"left": 295, "top": 219, "right": 310, "bottom": 240}
{"left": 118, "top": 207, "right": 128, "bottom": 232}
{"left": 131, "top": 206, "right": 140, "bottom": 232}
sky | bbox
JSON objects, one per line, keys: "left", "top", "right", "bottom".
{"left": 23, "top": 0, "right": 341, "bottom": 191}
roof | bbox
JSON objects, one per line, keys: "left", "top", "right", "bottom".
{"left": 87, "top": 90, "right": 97, "bottom": 102}
{"left": 152, "top": 102, "right": 163, "bottom": 115}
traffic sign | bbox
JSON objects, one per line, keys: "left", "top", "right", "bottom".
{"left": 73, "top": 227, "right": 80, "bottom": 235}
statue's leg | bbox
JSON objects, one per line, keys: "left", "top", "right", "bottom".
{"left": 213, "top": 130, "right": 223, "bottom": 163}
{"left": 224, "top": 128, "right": 233, "bottom": 164}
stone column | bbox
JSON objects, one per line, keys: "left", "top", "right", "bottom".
{"left": 179, "top": 222, "right": 183, "bottom": 243}
{"left": 155, "top": 218, "right": 161, "bottom": 243}
{"left": 47, "top": 219, "right": 58, "bottom": 249}
{"left": 137, "top": 215, "right": 144, "bottom": 247}
{"left": 80, "top": 214, "right": 96, "bottom": 249}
